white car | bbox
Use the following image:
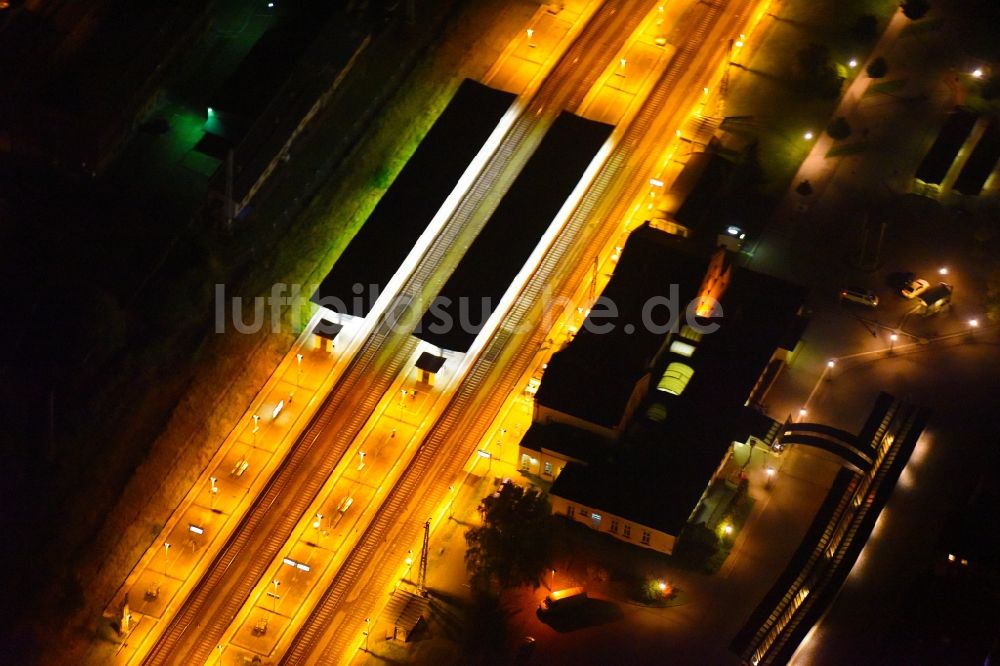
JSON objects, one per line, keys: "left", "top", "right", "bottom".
{"left": 901, "top": 278, "right": 930, "bottom": 299}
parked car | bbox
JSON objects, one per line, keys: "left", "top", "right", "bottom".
{"left": 840, "top": 286, "right": 879, "bottom": 307}
{"left": 900, "top": 278, "right": 930, "bottom": 299}
{"left": 538, "top": 587, "right": 587, "bottom": 614}
{"left": 917, "top": 282, "right": 953, "bottom": 313}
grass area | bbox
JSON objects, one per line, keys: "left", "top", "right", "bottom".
{"left": 900, "top": 16, "right": 946, "bottom": 36}
{"left": 826, "top": 140, "right": 871, "bottom": 157}
{"left": 723, "top": 0, "right": 899, "bottom": 195}
{"left": 865, "top": 78, "right": 908, "bottom": 96}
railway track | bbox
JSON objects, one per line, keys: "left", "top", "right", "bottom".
{"left": 139, "top": 1, "right": 648, "bottom": 663}
{"left": 282, "top": 0, "right": 738, "bottom": 663}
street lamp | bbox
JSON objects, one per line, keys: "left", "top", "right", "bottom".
{"left": 969, "top": 318, "right": 979, "bottom": 328}
{"left": 848, "top": 58, "right": 858, "bottom": 68}
{"left": 972, "top": 67, "right": 983, "bottom": 78}
{"left": 765, "top": 467, "right": 775, "bottom": 489}
{"left": 938, "top": 266, "right": 949, "bottom": 275}
{"left": 803, "top": 131, "right": 814, "bottom": 141}
{"left": 798, "top": 407, "right": 808, "bottom": 421}
{"left": 889, "top": 332, "right": 898, "bottom": 353}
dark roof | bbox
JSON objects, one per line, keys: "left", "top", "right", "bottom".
{"left": 519, "top": 423, "right": 608, "bottom": 464}
{"left": 916, "top": 108, "right": 978, "bottom": 185}
{"left": 634, "top": 264, "right": 806, "bottom": 532}
{"left": 953, "top": 118, "right": 1000, "bottom": 195}
{"left": 211, "top": 0, "right": 339, "bottom": 125}
{"left": 311, "top": 80, "right": 516, "bottom": 316}
{"left": 918, "top": 282, "right": 953, "bottom": 306}
{"left": 313, "top": 319, "right": 343, "bottom": 341}
{"left": 415, "top": 352, "right": 446, "bottom": 374}
{"left": 415, "top": 111, "right": 613, "bottom": 351}
{"left": 543, "top": 226, "right": 808, "bottom": 535}
{"left": 551, "top": 462, "right": 688, "bottom": 534}
{"left": 534, "top": 223, "right": 706, "bottom": 428}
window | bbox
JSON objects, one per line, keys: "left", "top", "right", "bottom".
{"left": 520, "top": 454, "right": 530, "bottom": 471}
{"left": 567, "top": 506, "right": 575, "bottom": 519}
{"left": 591, "top": 513, "right": 602, "bottom": 527}
{"left": 669, "top": 340, "right": 696, "bottom": 357}
{"left": 543, "top": 461, "right": 553, "bottom": 476}
{"left": 657, "top": 362, "right": 695, "bottom": 395}
{"left": 623, "top": 524, "right": 631, "bottom": 539}
{"left": 679, "top": 324, "right": 703, "bottom": 343}
{"left": 610, "top": 519, "right": 618, "bottom": 534}
{"left": 641, "top": 530, "right": 651, "bottom": 545}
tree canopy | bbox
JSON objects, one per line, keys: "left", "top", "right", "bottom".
{"left": 867, "top": 56, "right": 889, "bottom": 79}
{"left": 902, "top": 0, "right": 931, "bottom": 20}
{"left": 827, "top": 117, "right": 853, "bottom": 140}
{"left": 465, "top": 482, "right": 553, "bottom": 592}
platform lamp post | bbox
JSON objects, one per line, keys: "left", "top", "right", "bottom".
{"left": 296, "top": 353, "right": 303, "bottom": 389}
{"left": 363, "top": 617, "right": 371, "bottom": 651}
{"left": 163, "top": 542, "right": 172, "bottom": 581}
{"left": 271, "top": 579, "right": 280, "bottom": 612}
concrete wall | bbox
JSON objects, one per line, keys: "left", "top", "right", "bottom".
{"left": 549, "top": 493, "right": 676, "bottom": 555}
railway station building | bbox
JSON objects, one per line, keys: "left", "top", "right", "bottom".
{"left": 522, "top": 223, "right": 808, "bottom": 554}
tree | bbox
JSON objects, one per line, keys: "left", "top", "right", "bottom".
{"left": 794, "top": 43, "right": 841, "bottom": 98}
{"left": 827, "top": 117, "right": 853, "bottom": 140}
{"left": 902, "top": 0, "right": 930, "bottom": 20}
{"left": 465, "top": 483, "right": 553, "bottom": 592}
{"left": 867, "top": 56, "right": 889, "bottom": 79}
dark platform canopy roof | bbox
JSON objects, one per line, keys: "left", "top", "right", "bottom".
{"left": 415, "top": 352, "right": 446, "bottom": 374}
{"left": 311, "top": 80, "right": 516, "bottom": 317}
{"left": 916, "top": 107, "right": 978, "bottom": 185}
{"left": 414, "top": 111, "right": 613, "bottom": 352}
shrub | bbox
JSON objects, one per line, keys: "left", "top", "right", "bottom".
{"left": 827, "top": 117, "right": 853, "bottom": 140}
{"left": 867, "top": 56, "right": 889, "bottom": 79}
{"left": 902, "top": 0, "right": 930, "bottom": 20}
